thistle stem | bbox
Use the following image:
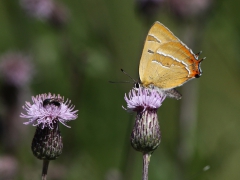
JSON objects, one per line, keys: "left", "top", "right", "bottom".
{"left": 42, "top": 160, "right": 50, "bottom": 180}
{"left": 142, "top": 153, "right": 151, "bottom": 180}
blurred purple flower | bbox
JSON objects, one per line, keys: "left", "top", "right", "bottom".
{"left": 20, "top": 93, "right": 78, "bottom": 129}
{"left": 0, "top": 155, "right": 18, "bottom": 180}
{"left": 20, "top": 0, "right": 54, "bottom": 19}
{"left": 169, "top": 0, "right": 213, "bottom": 18}
{"left": 20, "top": 0, "right": 69, "bottom": 27}
{"left": 0, "top": 52, "right": 33, "bottom": 87}
{"left": 135, "top": 0, "right": 165, "bottom": 17}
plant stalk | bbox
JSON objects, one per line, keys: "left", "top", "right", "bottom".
{"left": 42, "top": 160, "right": 50, "bottom": 180}
{"left": 142, "top": 153, "right": 151, "bottom": 180}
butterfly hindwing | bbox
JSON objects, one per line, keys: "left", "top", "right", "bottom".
{"left": 139, "top": 21, "right": 202, "bottom": 93}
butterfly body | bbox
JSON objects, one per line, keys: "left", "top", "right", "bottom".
{"left": 139, "top": 21, "right": 203, "bottom": 99}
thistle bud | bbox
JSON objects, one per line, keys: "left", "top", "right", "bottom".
{"left": 32, "top": 122, "right": 63, "bottom": 160}
{"left": 131, "top": 108, "right": 161, "bottom": 153}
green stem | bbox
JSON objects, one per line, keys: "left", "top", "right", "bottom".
{"left": 42, "top": 160, "right": 50, "bottom": 180}
{"left": 142, "top": 153, "right": 151, "bottom": 180}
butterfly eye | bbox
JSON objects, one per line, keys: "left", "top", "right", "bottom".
{"left": 135, "top": 83, "right": 140, "bottom": 88}
{"left": 195, "top": 74, "right": 201, "bottom": 78}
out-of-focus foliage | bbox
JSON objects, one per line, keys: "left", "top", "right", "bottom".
{"left": 0, "top": 0, "right": 240, "bottom": 179}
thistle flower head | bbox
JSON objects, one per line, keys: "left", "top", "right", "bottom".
{"left": 20, "top": 93, "right": 78, "bottom": 129}
{"left": 20, "top": 93, "right": 78, "bottom": 160}
{"left": 124, "top": 87, "right": 166, "bottom": 112}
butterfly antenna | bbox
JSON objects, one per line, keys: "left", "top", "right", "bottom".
{"left": 199, "top": 57, "right": 206, "bottom": 62}
{"left": 109, "top": 80, "right": 133, "bottom": 84}
{"left": 196, "top": 51, "right": 202, "bottom": 56}
{"left": 121, "top": 69, "right": 137, "bottom": 83}
{"left": 195, "top": 51, "right": 203, "bottom": 60}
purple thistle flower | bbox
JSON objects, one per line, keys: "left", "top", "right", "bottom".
{"left": 124, "top": 87, "right": 166, "bottom": 112}
{"left": 20, "top": 93, "right": 78, "bottom": 129}
{"left": 124, "top": 87, "right": 166, "bottom": 153}
{"left": 20, "top": 92, "right": 78, "bottom": 170}
{"left": 124, "top": 87, "right": 166, "bottom": 180}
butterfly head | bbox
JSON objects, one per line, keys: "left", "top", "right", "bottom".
{"left": 194, "top": 56, "right": 205, "bottom": 78}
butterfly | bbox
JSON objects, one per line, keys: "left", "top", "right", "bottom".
{"left": 138, "top": 21, "right": 204, "bottom": 99}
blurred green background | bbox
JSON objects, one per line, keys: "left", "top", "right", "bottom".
{"left": 0, "top": 0, "right": 240, "bottom": 179}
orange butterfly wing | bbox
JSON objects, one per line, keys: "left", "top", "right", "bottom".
{"left": 139, "top": 21, "right": 202, "bottom": 90}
